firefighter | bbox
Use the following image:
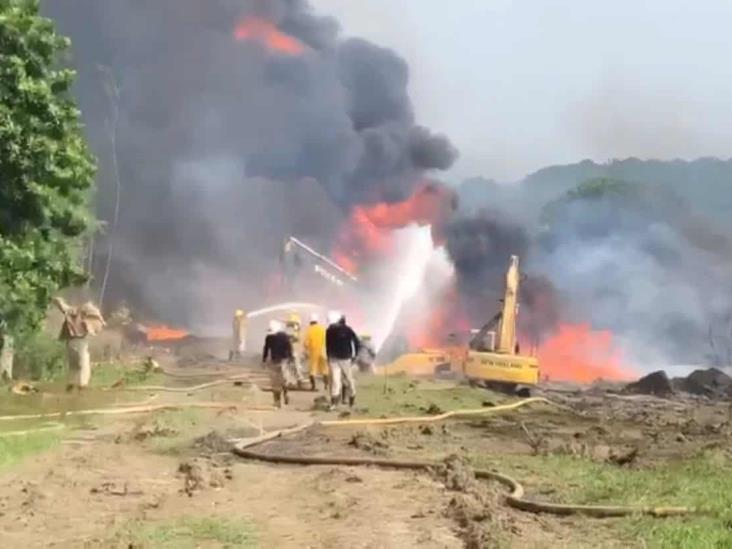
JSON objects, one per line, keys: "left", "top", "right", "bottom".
{"left": 52, "top": 297, "right": 106, "bottom": 391}
{"left": 230, "top": 309, "right": 247, "bottom": 361}
{"left": 325, "top": 311, "right": 360, "bottom": 409}
{"left": 284, "top": 312, "right": 306, "bottom": 388}
{"left": 262, "top": 320, "right": 293, "bottom": 408}
{"left": 303, "top": 313, "right": 328, "bottom": 391}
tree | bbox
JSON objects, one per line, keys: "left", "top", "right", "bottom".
{"left": 539, "top": 177, "right": 639, "bottom": 226}
{"left": 0, "top": 0, "right": 96, "bottom": 379}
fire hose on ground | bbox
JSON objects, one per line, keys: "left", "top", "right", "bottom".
{"left": 232, "top": 398, "right": 698, "bottom": 518}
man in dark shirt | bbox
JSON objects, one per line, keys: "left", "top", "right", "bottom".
{"left": 262, "top": 320, "right": 293, "bottom": 408}
{"left": 325, "top": 311, "right": 360, "bottom": 409}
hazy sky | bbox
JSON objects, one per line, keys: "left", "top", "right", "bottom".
{"left": 312, "top": 0, "right": 732, "bottom": 181}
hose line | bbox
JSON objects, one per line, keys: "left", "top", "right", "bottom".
{"left": 232, "top": 398, "right": 698, "bottom": 518}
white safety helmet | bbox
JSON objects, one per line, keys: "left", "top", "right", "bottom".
{"left": 268, "top": 320, "right": 281, "bottom": 333}
{"left": 310, "top": 313, "right": 319, "bottom": 323}
{"left": 327, "top": 310, "right": 341, "bottom": 325}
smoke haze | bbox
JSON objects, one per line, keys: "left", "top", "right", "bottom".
{"left": 42, "top": 0, "right": 456, "bottom": 330}
{"left": 42, "top": 2, "right": 732, "bottom": 371}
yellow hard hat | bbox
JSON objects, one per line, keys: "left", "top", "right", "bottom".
{"left": 235, "top": 309, "right": 245, "bottom": 317}
{"left": 288, "top": 312, "right": 300, "bottom": 323}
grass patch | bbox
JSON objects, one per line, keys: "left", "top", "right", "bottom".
{"left": 0, "top": 429, "right": 62, "bottom": 470}
{"left": 89, "top": 360, "right": 164, "bottom": 388}
{"left": 147, "top": 407, "right": 207, "bottom": 455}
{"left": 118, "top": 516, "right": 257, "bottom": 548}
{"left": 0, "top": 361, "right": 160, "bottom": 417}
{"left": 355, "top": 374, "right": 506, "bottom": 417}
{"left": 471, "top": 450, "right": 732, "bottom": 548}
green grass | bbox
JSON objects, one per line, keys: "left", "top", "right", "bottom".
{"left": 88, "top": 360, "right": 164, "bottom": 388}
{"left": 147, "top": 408, "right": 207, "bottom": 455}
{"left": 0, "top": 429, "right": 62, "bottom": 470}
{"left": 355, "top": 374, "right": 507, "bottom": 417}
{"left": 118, "top": 516, "right": 258, "bottom": 548}
{"left": 471, "top": 450, "right": 732, "bottom": 548}
{"left": 0, "top": 361, "right": 161, "bottom": 417}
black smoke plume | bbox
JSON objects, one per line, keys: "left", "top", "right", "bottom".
{"left": 42, "top": 0, "right": 456, "bottom": 329}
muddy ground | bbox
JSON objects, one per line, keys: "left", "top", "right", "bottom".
{"left": 1, "top": 354, "right": 731, "bottom": 548}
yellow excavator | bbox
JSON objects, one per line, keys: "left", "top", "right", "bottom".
{"left": 378, "top": 255, "right": 540, "bottom": 392}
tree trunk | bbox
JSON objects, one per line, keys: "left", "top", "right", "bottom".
{"left": 0, "top": 334, "right": 14, "bottom": 381}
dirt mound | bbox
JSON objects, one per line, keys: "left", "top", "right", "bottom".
{"left": 623, "top": 370, "right": 674, "bottom": 396}
{"left": 177, "top": 457, "right": 232, "bottom": 496}
{"left": 676, "top": 368, "right": 732, "bottom": 398}
{"left": 193, "top": 431, "right": 232, "bottom": 454}
{"left": 347, "top": 432, "right": 389, "bottom": 455}
{"left": 440, "top": 454, "right": 479, "bottom": 492}
{"left": 439, "top": 455, "right": 499, "bottom": 549}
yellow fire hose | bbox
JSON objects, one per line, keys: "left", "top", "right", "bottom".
{"left": 232, "top": 398, "right": 698, "bottom": 518}
{"left": 0, "top": 401, "right": 274, "bottom": 422}
{"left": 128, "top": 374, "right": 265, "bottom": 393}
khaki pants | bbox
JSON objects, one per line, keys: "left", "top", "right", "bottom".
{"left": 268, "top": 360, "right": 287, "bottom": 392}
{"left": 284, "top": 356, "right": 306, "bottom": 386}
{"left": 233, "top": 334, "right": 246, "bottom": 355}
{"left": 67, "top": 337, "right": 91, "bottom": 387}
{"left": 330, "top": 359, "right": 356, "bottom": 400}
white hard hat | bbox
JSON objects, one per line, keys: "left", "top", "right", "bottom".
{"left": 310, "top": 313, "right": 319, "bottom": 323}
{"left": 327, "top": 310, "right": 341, "bottom": 325}
{"left": 268, "top": 320, "right": 281, "bottom": 333}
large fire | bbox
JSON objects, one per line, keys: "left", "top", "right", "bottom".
{"left": 406, "top": 284, "right": 470, "bottom": 349}
{"left": 234, "top": 17, "right": 304, "bottom": 55}
{"left": 329, "top": 181, "right": 631, "bottom": 384}
{"left": 334, "top": 182, "right": 456, "bottom": 274}
{"left": 536, "top": 323, "right": 632, "bottom": 383}
{"left": 145, "top": 325, "right": 189, "bottom": 343}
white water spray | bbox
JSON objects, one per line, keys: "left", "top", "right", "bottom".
{"left": 372, "top": 226, "right": 435, "bottom": 352}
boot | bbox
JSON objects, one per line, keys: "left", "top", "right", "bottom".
{"left": 327, "top": 395, "right": 339, "bottom": 411}
{"left": 283, "top": 389, "right": 290, "bottom": 405}
{"left": 273, "top": 391, "right": 282, "bottom": 408}
{"left": 309, "top": 375, "right": 316, "bottom": 391}
{"left": 348, "top": 395, "right": 355, "bottom": 408}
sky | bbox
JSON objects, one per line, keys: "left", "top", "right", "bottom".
{"left": 312, "top": 0, "right": 732, "bottom": 182}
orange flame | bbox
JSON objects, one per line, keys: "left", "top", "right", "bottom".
{"left": 536, "top": 323, "right": 633, "bottom": 383}
{"left": 406, "top": 283, "right": 470, "bottom": 349}
{"left": 234, "top": 17, "right": 304, "bottom": 55}
{"left": 145, "top": 325, "right": 189, "bottom": 342}
{"left": 334, "top": 183, "right": 456, "bottom": 273}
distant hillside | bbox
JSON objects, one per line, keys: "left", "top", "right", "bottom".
{"left": 457, "top": 158, "right": 732, "bottom": 229}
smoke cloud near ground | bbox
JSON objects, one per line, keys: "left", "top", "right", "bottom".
{"left": 452, "top": 173, "right": 732, "bottom": 369}
{"left": 42, "top": 0, "right": 456, "bottom": 330}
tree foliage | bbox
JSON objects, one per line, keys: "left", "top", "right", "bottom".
{"left": 539, "top": 177, "right": 639, "bottom": 226}
{"left": 0, "top": 0, "right": 95, "bottom": 336}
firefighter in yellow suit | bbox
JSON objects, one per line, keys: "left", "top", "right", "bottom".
{"left": 303, "top": 313, "right": 328, "bottom": 391}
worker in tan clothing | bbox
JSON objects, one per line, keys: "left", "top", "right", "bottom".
{"left": 284, "top": 312, "right": 306, "bottom": 388}
{"left": 230, "top": 309, "right": 247, "bottom": 360}
{"left": 303, "top": 313, "right": 328, "bottom": 391}
{"left": 52, "top": 297, "right": 105, "bottom": 391}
